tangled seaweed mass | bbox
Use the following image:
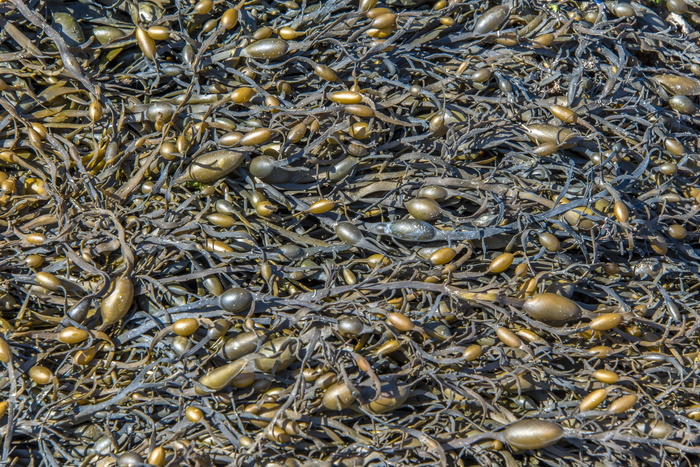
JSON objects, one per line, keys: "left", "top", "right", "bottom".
{"left": 2, "top": 0, "right": 700, "bottom": 464}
